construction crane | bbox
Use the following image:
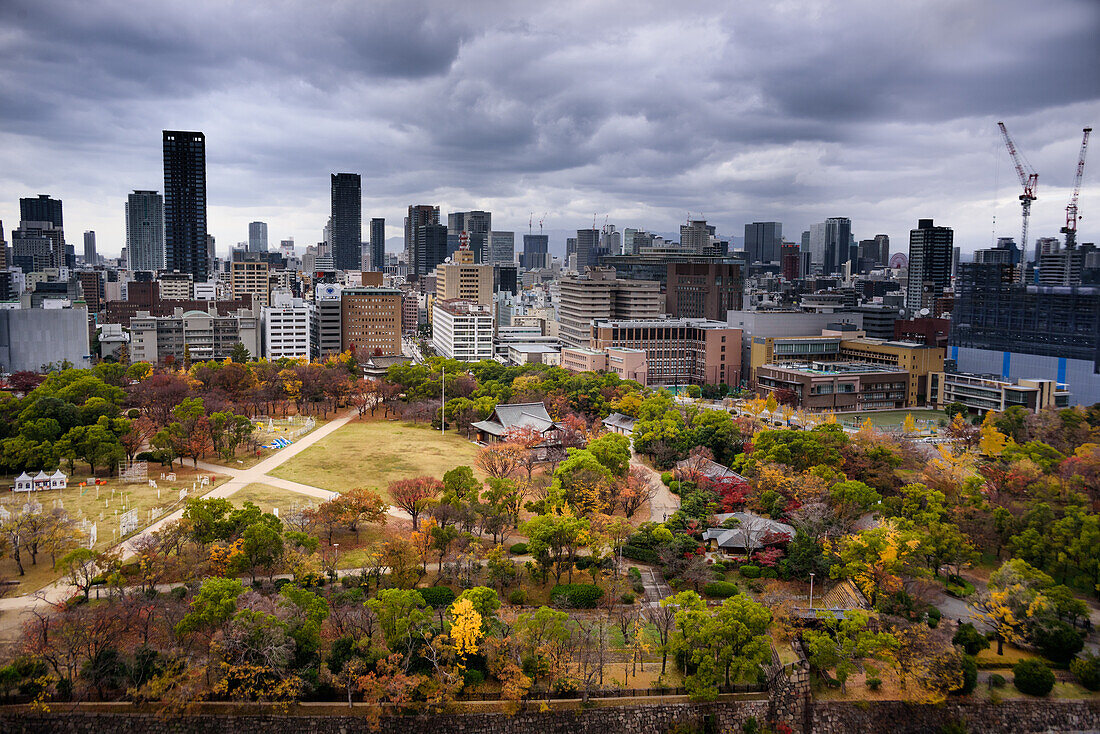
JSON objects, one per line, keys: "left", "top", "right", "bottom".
{"left": 538, "top": 214, "right": 546, "bottom": 234}
{"left": 1061, "top": 127, "right": 1092, "bottom": 250}
{"left": 998, "top": 121, "right": 1039, "bottom": 276}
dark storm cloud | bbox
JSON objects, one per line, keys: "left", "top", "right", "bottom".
{"left": 0, "top": 0, "right": 1098, "bottom": 253}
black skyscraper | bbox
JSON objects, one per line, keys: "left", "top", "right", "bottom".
{"left": 19, "top": 195, "right": 63, "bottom": 228}
{"left": 162, "top": 130, "right": 208, "bottom": 278}
{"left": 370, "top": 218, "right": 385, "bottom": 271}
{"left": 330, "top": 173, "right": 362, "bottom": 271}
{"left": 744, "top": 222, "right": 782, "bottom": 264}
{"left": 522, "top": 233, "right": 549, "bottom": 269}
{"left": 906, "top": 219, "right": 953, "bottom": 312}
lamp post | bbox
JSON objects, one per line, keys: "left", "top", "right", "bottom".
{"left": 333, "top": 543, "right": 340, "bottom": 575}
{"left": 440, "top": 363, "right": 445, "bottom": 434}
{"left": 809, "top": 572, "right": 816, "bottom": 609}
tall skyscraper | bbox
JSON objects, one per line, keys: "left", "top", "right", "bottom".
{"left": 413, "top": 224, "right": 448, "bottom": 279}
{"left": 575, "top": 228, "right": 600, "bottom": 270}
{"left": 522, "top": 233, "right": 549, "bottom": 269}
{"left": 83, "top": 231, "right": 96, "bottom": 264}
{"left": 405, "top": 205, "right": 440, "bottom": 278}
{"left": 448, "top": 211, "right": 491, "bottom": 263}
{"left": 19, "top": 195, "right": 63, "bottom": 228}
{"left": 330, "top": 173, "right": 361, "bottom": 271}
{"left": 248, "top": 221, "right": 268, "bottom": 252}
{"left": 906, "top": 218, "right": 953, "bottom": 312}
{"left": 162, "top": 130, "right": 208, "bottom": 278}
{"left": 369, "top": 218, "right": 385, "bottom": 272}
{"left": 126, "top": 190, "right": 165, "bottom": 272}
{"left": 824, "top": 217, "right": 852, "bottom": 273}
{"left": 489, "top": 230, "right": 514, "bottom": 265}
{"left": 744, "top": 222, "right": 783, "bottom": 263}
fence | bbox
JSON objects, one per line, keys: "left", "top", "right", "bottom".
{"left": 459, "top": 683, "right": 767, "bottom": 702}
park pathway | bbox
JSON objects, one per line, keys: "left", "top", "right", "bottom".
{"left": 0, "top": 409, "right": 413, "bottom": 614}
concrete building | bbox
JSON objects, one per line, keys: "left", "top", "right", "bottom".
{"left": 756, "top": 361, "right": 909, "bottom": 411}
{"left": 665, "top": 262, "right": 743, "bottom": 321}
{"left": 125, "top": 190, "right": 165, "bottom": 272}
{"left": 435, "top": 247, "right": 494, "bottom": 305}
{"left": 261, "top": 294, "right": 311, "bottom": 360}
{"left": 744, "top": 222, "right": 782, "bottom": 264}
{"left": 488, "top": 230, "right": 514, "bottom": 265}
{"left": 448, "top": 211, "right": 491, "bottom": 263}
{"left": 369, "top": 218, "right": 385, "bottom": 272}
{"left": 521, "top": 233, "right": 549, "bottom": 270}
{"left": 558, "top": 267, "right": 662, "bottom": 348}
{"left": 230, "top": 261, "right": 271, "bottom": 309}
{"left": 330, "top": 174, "right": 361, "bottom": 271}
{"left": 906, "top": 219, "right": 953, "bottom": 313}
{"left": 680, "top": 220, "right": 713, "bottom": 255}
{"left": 930, "top": 373, "right": 1070, "bottom": 415}
{"left": 589, "top": 317, "right": 741, "bottom": 386}
{"left": 310, "top": 283, "right": 343, "bottom": 359}
{"left": 129, "top": 307, "right": 259, "bottom": 364}
{"left": 561, "top": 346, "right": 648, "bottom": 384}
{"left": 432, "top": 298, "right": 493, "bottom": 362}
{"left": 341, "top": 286, "right": 402, "bottom": 357}
{"left": 507, "top": 343, "right": 561, "bottom": 366}
{"left": 248, "top": 221, "right": 268, "bottom": 253}
{"left": 162, "top": 131, "right": 208, "bottom": 279}
{"left": 158, "top": 272, "right": 194, "bottom": 300}
{"left": 401, "top": 290, "right": 419, "bottom": 334}
{"left": 0, "top": 306, "right": 91, "bottom": 372}
{"left": 83, "top": 231, "right": 96, "bottom": 264}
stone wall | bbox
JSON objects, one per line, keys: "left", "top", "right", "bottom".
{"left": 811, "top": 700, "right": 1100, "bottom": 733}
{"left": 0, "top": 700, "right": 771, "bottom": 734}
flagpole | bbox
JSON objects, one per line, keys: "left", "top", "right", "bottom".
{"left": 441, "top": 363, "right": 445, "bottom": 434}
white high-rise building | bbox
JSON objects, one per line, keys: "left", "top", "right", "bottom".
{"left": 262, "top": 292, "right": 311, "bottom": 360}
{"left": 125, "top": 190, "right": 164, "bottom": 272}
{"left": 432, "top": 299, "right": 494, "bottom": 361}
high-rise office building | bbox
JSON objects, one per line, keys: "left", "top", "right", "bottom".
{"left": 19, "top": 195, "right": 63, "bottom": 229}
{"left": 162, "top": 130, "right": 208, "bottom": 278}
{"left": 126, "top": 190, "right": 165, "bottom": 272}
{"left": 414, "top": 224, "right": 448, "bottom": 280}
{"left": 330, "top": 173, "right": 361, "bottom": 271}
{"left": 680, "top": 220, "right": 712, "bottom": 254}
{"left": 857, "top": 235, "right": 890, "bottom": 268}
{"left": 435, "top": 246, "right": 494, "bottom": 305}
{"left": 558, "top": 267, "right": 662, "bottom": 347}
{"left": 521, "top": 233, "right": 549, "bottom": 269}
{"left": 248, "top": 221, "right": 268, "bottom": 252}
{"left": 448, "top": 211, "right": 491, "bottom": 263}
{"left": 369, "top": 218, "right": 385, "bottom": 272}
{"left": 744, "top": 222, "right": 782, "bottom": 263}
{"left": 405, "top": 205, "right": 440, "bottom": 277}
{"left": 489, "top": 230, "right": 514, "bottom": 265}
{"left": 906, "top": 218, "right": 953, "bottom": 312}
{"left": 665, "top": 263, "right": 743, "bottom": 321}
{"left": 341, "top": 286, "right": 402, "bottom": 357}
{"left": 83, "top": 231, "right": 96, "bottom": 264}
{"left": 806, "top": 218, "right": 853, "bottom": 272}
{"left": 575, "top": 228, "right": 600, "bottom": 271}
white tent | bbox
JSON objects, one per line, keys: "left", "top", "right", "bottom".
{"left": 13, "top": 472, "right": 33, "bottom": 492}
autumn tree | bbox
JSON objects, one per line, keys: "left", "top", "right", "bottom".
{"left": 475, "top": 442, "right": 523, "bottom": 480}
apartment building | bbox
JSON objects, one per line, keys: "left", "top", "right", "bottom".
{"left": 261, "top": 294, "right": 311, "bottom": 360}
{"left": 129, "top": 307, "right": 259, "bottom": 364}
{"left": 230, "top": 260, "right": 271, "bottom": 309}
{"left": 341, "top": 286, "right": 402, "bottom": 357}
{"left": 310, "top": 283, "right": 343, "bottom": 359}
{"left": 558, "top": 267, "right": 661, "bottom": 347}
{"left": 560, "top": 346, "right": 648, "bottom": 385}
{"left": 589, "top": 317, "right": 741, "bottom": 386}
{"left": 432, "top": 299, "right": 493, "bottom": 362}
{"left": 435, "top": 247, "right": 493, "bottom": 305}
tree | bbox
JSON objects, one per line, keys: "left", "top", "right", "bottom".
{"left": 826, "top": 523, "right": 922, "bottom": 607}
{"left": 235, "top": 523, "right": 284, "bottom": 583}
{"left": 586, "top": 433, "right": 631, "bottom": 478}
{"left": 176, "top": 577, "right": 246, "bottom": 637}
{"left": 475, "top": 442, "right": 523, "bottom": 480}
{"left": 366, "top": 589, "right": 430, "bottom": 660}
{"left": 448, "top": 598, "right": 483, "bottom": 665}
{"left": 617, "top": 466, "right": 658, "bottom": 518}
{"left": 803, "top": 611, "right": 898, "bottom": 693}
{"left": 521, "top": 513, "right": 590, "bottom": 585}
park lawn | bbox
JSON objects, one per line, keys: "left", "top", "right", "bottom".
{"left": 204, "top": 417, "right": 328, "bottom": 470}
{"left": 976, "top": 644, "right": 1044, "bottom": 668}
{"left": 231, "top": 483, "right": 321, "bottom": 516}
{"left": 0, "top": 466, "right": 228, "bottom": 594}
{"left": 268, "top": 420, "right": 484, "bottom": 498}
{"left": 969, "top": 681, "right": 1100, "bottom": 701}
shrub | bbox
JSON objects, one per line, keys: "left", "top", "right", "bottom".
{"left": 661, "top": 472, "right": 674, "bottom": 487}
{"left": 632, "top": 581, "right": 646, "bottom": 594}
{"left": 866, "top": 676, "right": 882, "bottom": 691}
{"left": 549, "top": 583, "right": 604, "bottom": 609}
{"left": 1071, "top": 652, "right": 1100, "bottom": 691}
{"left": 739, "top": 565, "right": 761, "bottom": 579}
{"left": 508, "top": 589, "right": 527, "bottom": 606}
{"left": 952, "top": 623, "right": 990, "bottom": 656}
{"left": 575, "top": 556, "right": 594, "bottom": 570}
{"left": 926, "top": 607, "right": 942, "bottom": 628}
{"left": 273, "top": 578, "right": 291, "bottom": 592}
{"left": 1032, "top": 620, "right": 1084, "bottom": 664}
{"left": 628, "top": 567, "right": 642, "bottom": 581}
{"left": 1013, "top": 659, "right": 1055, "bottom": 696}
{"left": 169, "top": 586, "right": 187, "bottom": 601}
{"left": 509, "top": 543, "right": 528, "bottom": 555}
{"left": 954, "top": 655, "right": 978, "bottom": 695}
{"left": 703, "top": 581, "right": 740, "bottom": 599}
{"left": 419, "top": 586, "right": 456, "bottom": 609}
{"left": 945, "top": 577, "right": 976, "bottom": 598}
{"left": 463, "top": 669, "right": 485, "bottom": 688}
{"left": 988, "top": 673, "right": 1006, "bottom": 688}
{"left": 621, "top": 592, "right": 636, "bottom": 604}
{"left": 760, "top": 567, "right": 778, "bottom": 579}
{"left": 621, "top": 545, "right": 660, "bottom": 563}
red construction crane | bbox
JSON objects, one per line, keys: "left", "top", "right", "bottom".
{"left": 1062, "top": 127, "right": 1092, "bottom": 250}
{"left": 998, "top": 121, "right": 1039, "bottom": 274}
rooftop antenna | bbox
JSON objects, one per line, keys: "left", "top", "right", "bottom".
{"left": 528, "top": 213, "right": 533, "bottom": 235}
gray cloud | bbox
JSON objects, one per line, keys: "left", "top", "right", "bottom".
{"left": 0, "top": 0, "right": 1098, "bottom": 256}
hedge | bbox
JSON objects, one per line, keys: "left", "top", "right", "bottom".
{"left": 661, "top": 472, "right": 674, "bottom": 487}
{"left": 739, "top": 565, "right": 761, "bottom": 579}
{"left": 550, "top": 583, "right": 604, "bottom": 609}
{"left": 508, "top": 589, "right": 527, "bottom": 606}
{"left": 621, "top": 544, "right": 660, "bottom": 564}
{"left": 703, "top": 581, "right": 740, "bottom": 598}
{"left": 1071, "top": 653, "right": 1100, "bottom": 691}
{"left": 509, "top": 543, "right": 528, "bottom": 555}
{"left": 418, "top": 586, "right": 456, "bottom": 609}
{"left": 1013, "top": 659, "right": 1055, "bottom": 696}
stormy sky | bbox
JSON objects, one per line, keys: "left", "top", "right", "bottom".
{"left": 1, "top": 0, "right": 1098, "bottom": 259}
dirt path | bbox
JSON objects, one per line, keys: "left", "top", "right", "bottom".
{"left": 629, "top": 454, "right": 679, "bottom": 523}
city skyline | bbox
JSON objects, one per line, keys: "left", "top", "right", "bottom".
{"left": 1, "top": 0, "right": 1098, "bottom": 258}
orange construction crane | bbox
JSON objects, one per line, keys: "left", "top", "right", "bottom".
{"left": 1062, "top": 127, "right": 1092, "bottom": 250}
{"left": 998, "top": 121, "right": 1039, "bottom": 276}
